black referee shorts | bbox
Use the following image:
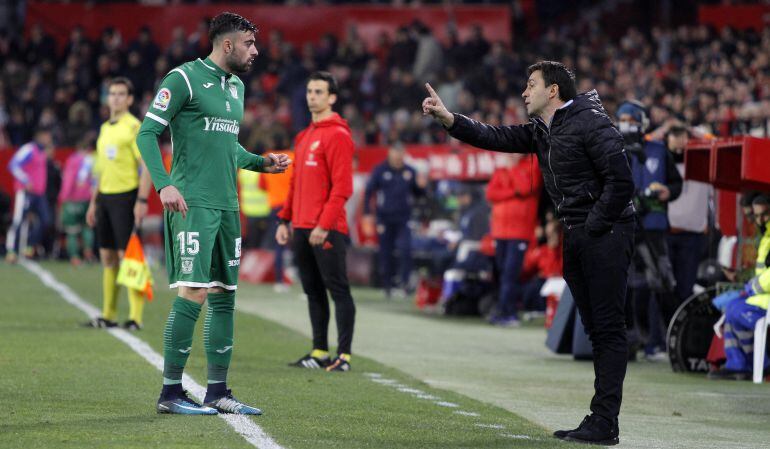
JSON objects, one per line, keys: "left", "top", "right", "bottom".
{"left": 96, "top": 189, "right": 137, "bottom": 250}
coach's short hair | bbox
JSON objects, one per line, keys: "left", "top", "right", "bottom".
{"left": 209, "top": 12, "right": 257, "bottom": 43}
{"left": 108, "top": 77, "right": 134, "bottom": 96}
{"left": 307, "top": 71, "right": 338, "bottom": 96}
{"left": 527, "top": 61, "right": 577, "bottom": 102}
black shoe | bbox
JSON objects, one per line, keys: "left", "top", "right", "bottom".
{"left": 706, "top": 368, "right": 750, "bottom": 381}
{"left": 157, "top": 390, "right": 217, "bottom": 415}
{"left": 289, "top": 354, "right": 331, "bottom": 369}
{"left": 563, "top": 414, "right": 619, "bottom": 446}
{"left": 553, "top": 415, "right": 591, "bottom": 439}
{"left": 122, "top": 320, "right": 142, "bottom": 331}
{"left": 83, "top": 317, "right": 118, "bottom": 328}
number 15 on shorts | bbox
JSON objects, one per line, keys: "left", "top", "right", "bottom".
{"left": 177, "top": 232, "right": 200, "bottom": 255}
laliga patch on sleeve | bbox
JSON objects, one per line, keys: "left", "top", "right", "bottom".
{"left": 153, "top": 88, "right": 171, "bottom": 111}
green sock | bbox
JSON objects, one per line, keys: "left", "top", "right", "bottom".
{"left": 204, "top": 292, "right": 235, "bottom": 384}
{"left": 162, "top": 296, "right": 202, "bottom": 383}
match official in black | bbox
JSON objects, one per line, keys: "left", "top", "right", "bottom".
{"left": 422, "top": 61, "right": 635, "bottom": 446}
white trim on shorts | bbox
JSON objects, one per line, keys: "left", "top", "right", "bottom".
{"left": 169, "top": 281, "right": 238, "bottom": 291}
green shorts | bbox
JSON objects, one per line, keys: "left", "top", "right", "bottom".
{"left": 61, "top": 201, "right": 88, "bottom": 232}
{"left": 164, "top": 207, "right": 242, "bottom": 290}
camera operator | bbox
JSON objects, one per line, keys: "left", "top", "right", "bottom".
{"left": 617, "top": 101, "right": 682, "bottom": 361}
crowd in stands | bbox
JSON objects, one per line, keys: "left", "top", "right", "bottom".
{"left": 2, "top": 13, "right": 770, "bottom": 355}
{"left": 1, "top": 20, "right": 769, "bottom": 151}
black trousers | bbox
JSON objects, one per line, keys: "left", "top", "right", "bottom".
{"left": 292, "top": 228, "right": 356, "bottom": 355}
{"left": 563, "top": 220, "right": 634, "bottom": 422}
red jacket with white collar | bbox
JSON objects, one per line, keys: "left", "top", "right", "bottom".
{"left": 278, "top": 113, "right": 353, "bottom": 234}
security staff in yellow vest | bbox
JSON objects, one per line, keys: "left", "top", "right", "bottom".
{"left": 709, "top": 194, "right": 770, "bottom": 380}
{"left": 238, "top": 169, "right": 271, "bottom": 248}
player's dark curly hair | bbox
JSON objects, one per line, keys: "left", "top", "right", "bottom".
{"left": 209, "top": 12, "right": 257, "bottom": 43}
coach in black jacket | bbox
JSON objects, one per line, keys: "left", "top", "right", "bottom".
{"left": 423, "top": 61, "right": 634, "bottom": 446}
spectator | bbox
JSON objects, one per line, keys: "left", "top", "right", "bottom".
{"left": 412, "top": 22, "right": 443, "bottom": 83}
{"left": 520, "top": 218, "right": 563, "bottom": 313}
{"left": 485, "top": 154, "right": 541, "bottom": 327}
{"left": 665, "top": 124, "right": 711, "bottom": 303}
{"left": 238, "top": 168, "right": 271, "bottom": 250}
{"left": 363, "top": 143, "right": 426, "bottom": 298}
{"left": 58, "top": 137, "right": 95, "bottom": 265}
{"left": 709, "top": 194, "right": 770, "bottom": 380}
{"left": 5, "top": 128, "right": 53, "bottom": 262}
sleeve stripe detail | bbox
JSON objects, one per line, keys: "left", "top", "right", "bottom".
{"left": 170, "top": 68, "right": 193, "bottom": 100}
{"left": 145, "top": 112, "right": 169, "bottom": 126}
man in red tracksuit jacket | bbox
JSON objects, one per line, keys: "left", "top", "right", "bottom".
{"left": 485, "top": 153, "right": 541, "bottom": 326}
{"left": 276, "top": 71, "right": 355, "bottom": 372}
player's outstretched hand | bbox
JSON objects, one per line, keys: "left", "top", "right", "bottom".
{"left": 422, "top": 83, "right": 454, "bottom": 128}
{"left": 265, "top": 153, "right": 291, "bottom": 174}
{"left": 159, "top": 185, "right": 188, "bottom": 218}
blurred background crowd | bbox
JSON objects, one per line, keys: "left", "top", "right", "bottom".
{"left": 1, "top": 0, "right": 769, "bottom": 365}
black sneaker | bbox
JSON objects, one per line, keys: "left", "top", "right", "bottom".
{"left": 564, "top": 414, "right": 619, "bottom": 446}
{"left": 83, "top": 317, "right": 118, "bottom": 328}
{"left": 554, "top": 415, "right": 591, "bottom": 439}
{"left": 325, "top": 357, "right": 351, "bottom": 372}
{"left": 289, "top": 354, "right": 331, "bottom": 369}
{"left": 123, "top": 320, "right": 142, "bottom": 331}
{"left": 204, "top": 389, "right": 262, "bottom": 415}
{"left": 706, "top": 368, "right": 750, "bottom": 381}
{"left": 157, "top": 390, "right": 217, "bottom": 415}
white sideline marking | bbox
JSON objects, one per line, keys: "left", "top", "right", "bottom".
{"left": 475, "top": 423, "right": 504, "bottom": 429}
{"left": 397, "top": 387, "right": 425, "bottom": 394}
{"left": 500, "top": 433, "right": 532, "bottom": 440}
{"left": 454, "top": 411, "right": 480, "bottom": 417}
{"left": 21, "top": 260, "right": 284, "bottom": 449}
{"left": 434, "top": 401, "right": 459, "bottom": 408}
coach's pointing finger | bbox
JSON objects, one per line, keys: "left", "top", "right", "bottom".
{"left": 422, "top": 83, "right": 454, "bottom": 128}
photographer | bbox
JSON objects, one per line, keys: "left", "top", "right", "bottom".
{"left": 617, "top": 101, "right": 682, "bottom": 360}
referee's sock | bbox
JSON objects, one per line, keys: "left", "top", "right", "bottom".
{"left": 101, "top": 266, "right": 119, "bottom": 321}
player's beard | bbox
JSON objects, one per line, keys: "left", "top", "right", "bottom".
{"left": 227, "top": 51, "right": 252, "bottom": 73}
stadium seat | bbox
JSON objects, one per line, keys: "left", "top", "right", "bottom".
{"left": 752, "top": 305, "right": 770, "bottom": 384}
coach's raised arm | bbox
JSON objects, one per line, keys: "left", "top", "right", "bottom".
{"left": 423, "top": 60, "right": 635, "bottom": 446}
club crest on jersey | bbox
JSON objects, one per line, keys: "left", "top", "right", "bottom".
{"left": 153, "top": 88, "right": 171, "bottom": 111}
{"left": 229, "top": 84, "right": 238, "bottom": 99}
{"left": 181, "top": 257, "right": 194, "bottom": 274}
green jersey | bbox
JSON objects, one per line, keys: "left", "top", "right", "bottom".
{"left": 137, "top": 57, "right": 265, "bottom": 211}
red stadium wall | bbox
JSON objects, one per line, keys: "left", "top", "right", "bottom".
{"left": 698, "top": 5, "right": 770, "bottom": 31}
{"left": 26, "top": 2, "right": 511, "bottom": 51}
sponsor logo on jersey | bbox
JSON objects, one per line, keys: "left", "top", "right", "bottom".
{"left": 203, "top": 82, "right": 214, "bottom": 88}
{"left": 153, "top": 88, "right": 171, "bottom": 111}
{"left": 310, "top": 140, "right": 320, "bottom": 151}
{"left": 203, "top": 117, "right": 240, "bottom": 135}
{"left": 181, "top": 256, "right": 194, "bottom": 274}
{"left": 226, "top": 101, "right": 231, "bottom": 112}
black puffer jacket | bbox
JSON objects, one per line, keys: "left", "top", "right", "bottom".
{"left": 448, "top": 90, "right": 635, "bottom": 235}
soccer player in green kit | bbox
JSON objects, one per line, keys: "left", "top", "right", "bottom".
{"left": 137, "top": 12, "right": 290, "bottom": 415}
